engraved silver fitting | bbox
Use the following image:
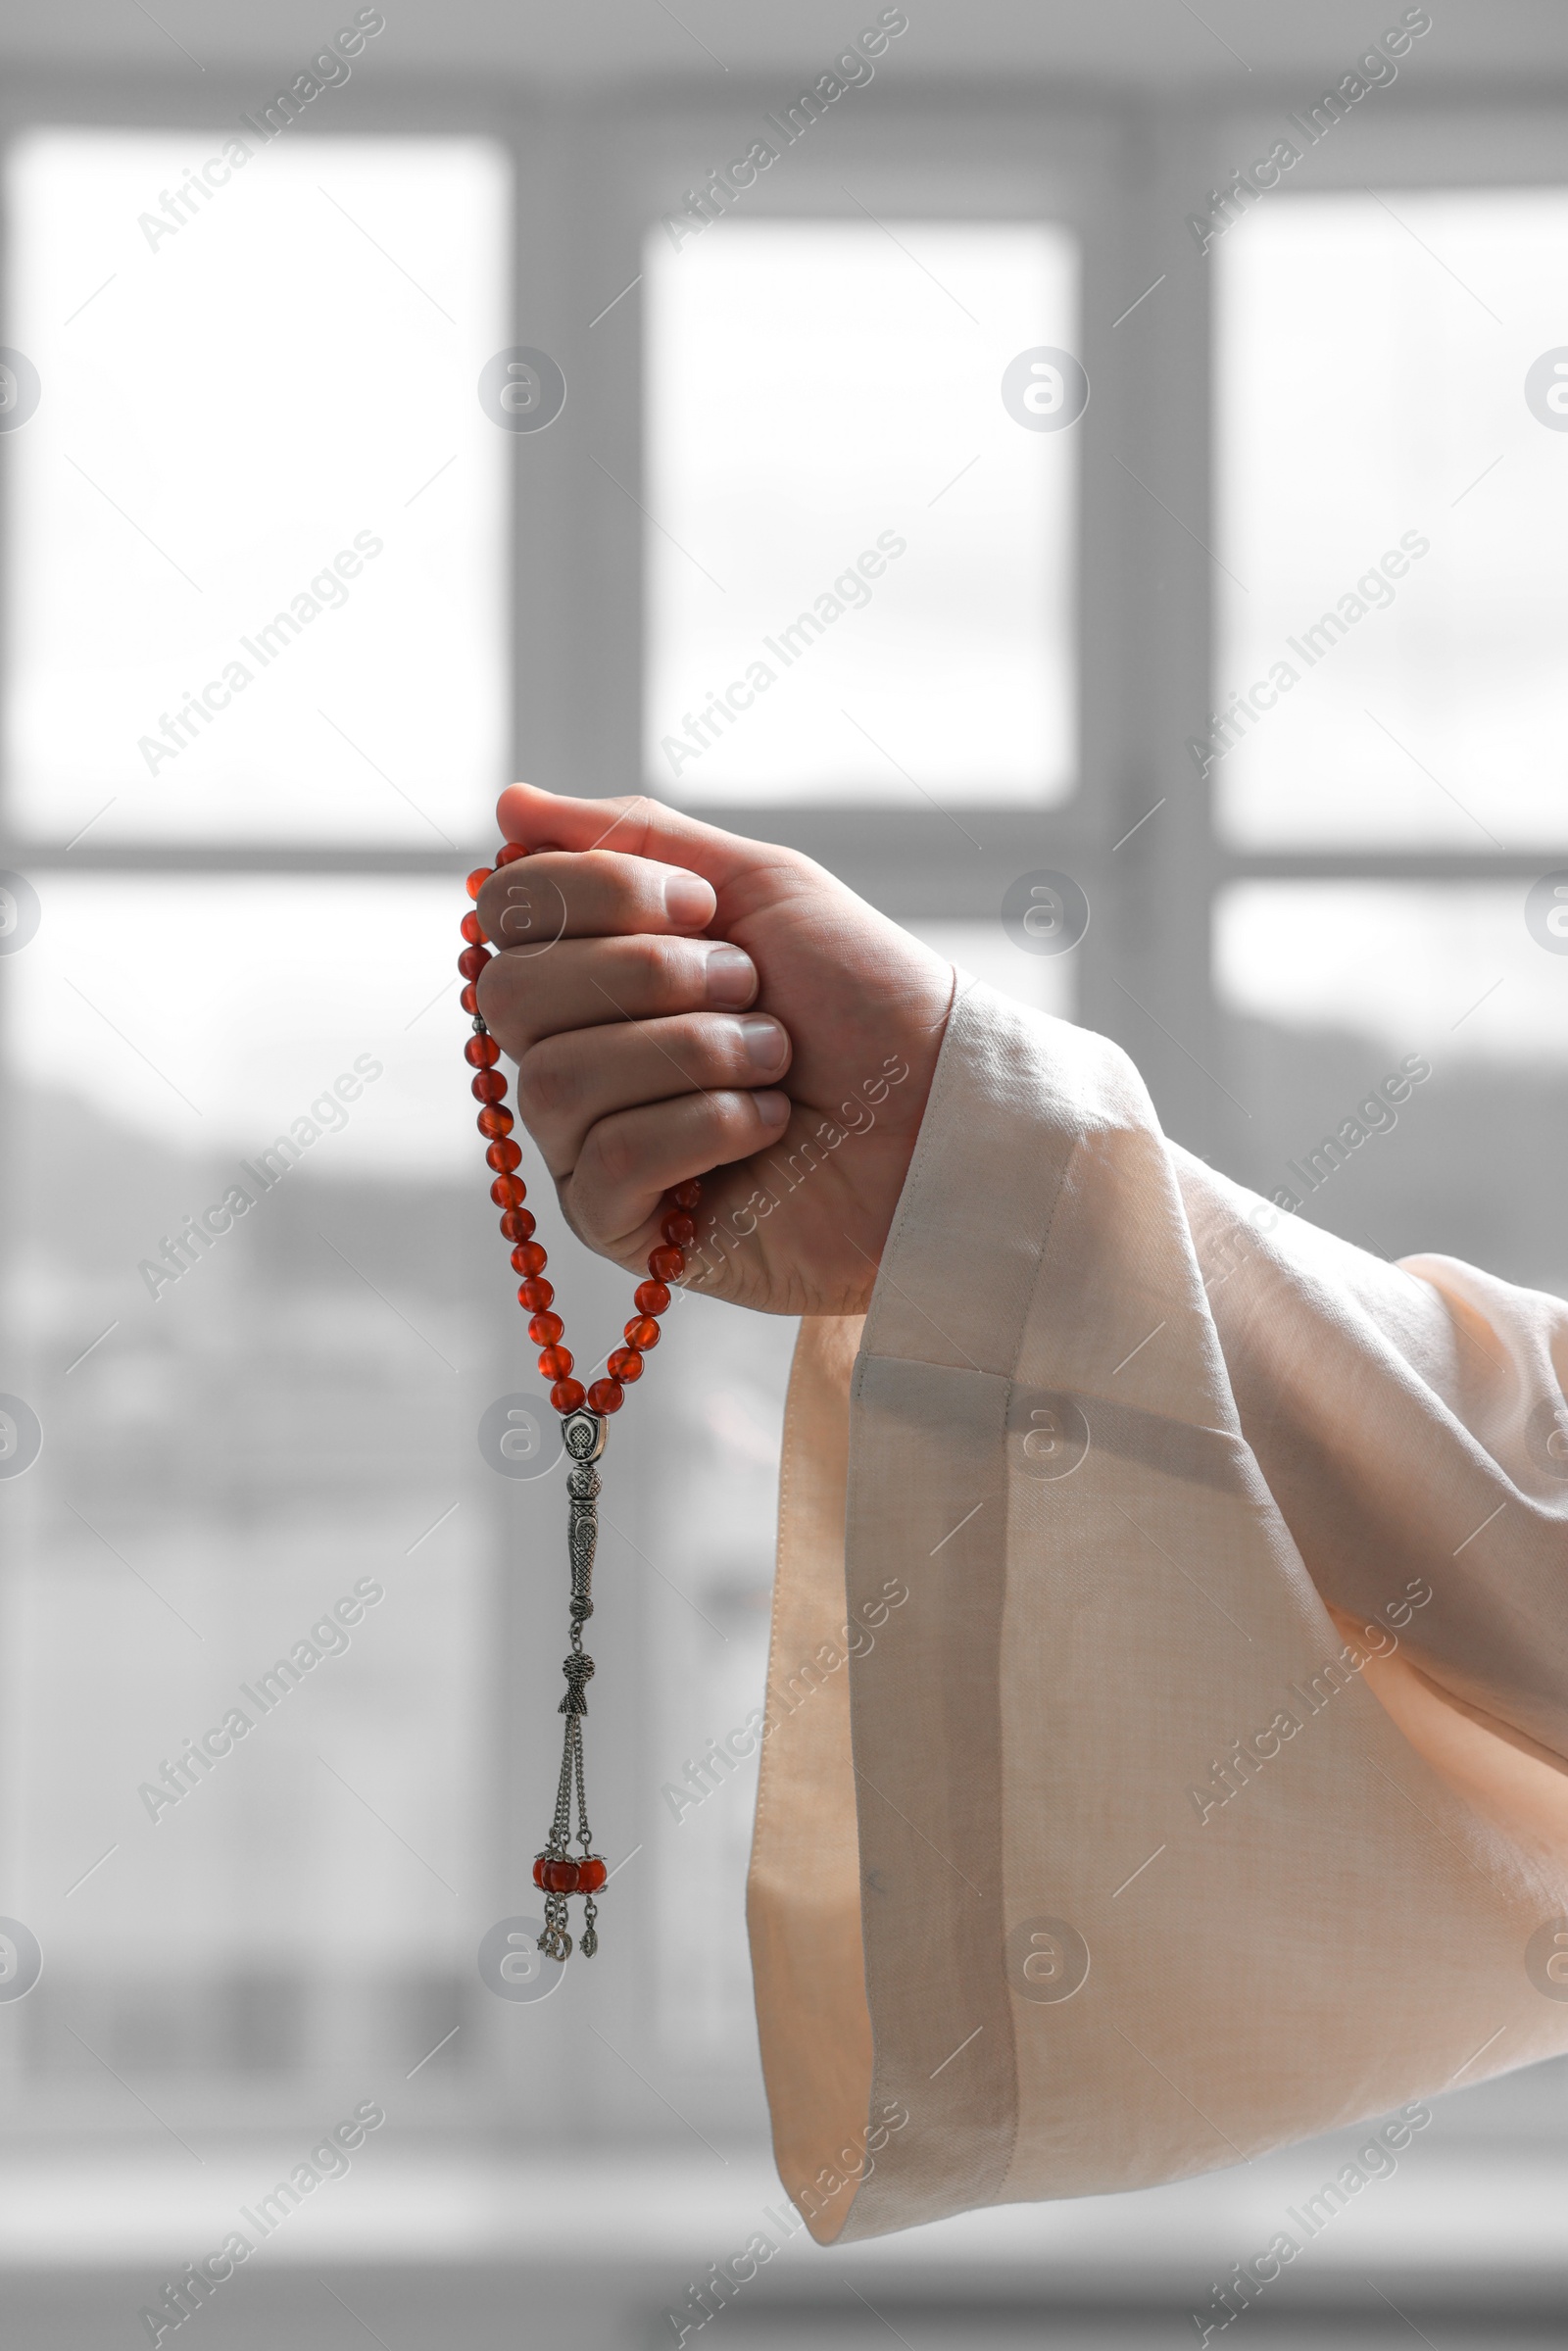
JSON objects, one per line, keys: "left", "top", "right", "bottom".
{"left": 560, "top": 1406, "right": 608, "bottom": 1463}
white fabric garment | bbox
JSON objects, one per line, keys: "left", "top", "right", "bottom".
{"left": 746, "top": 985, "right": 1568, "bottom": 2244}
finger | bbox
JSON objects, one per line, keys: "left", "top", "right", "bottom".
{"left": 494, "top": 781, "right": 805, "bottom": 894}
{"left": 569, "top": 1087, "right": 790, "bottom": 1253}
{"left": 474, "top": 849, "right": 715, "bottom": 951}
{"left": 476, "top": 932, "right": 759, "bottom": 1056}
{"left": 514, "top": 1011, "right": 793, "bottom": 1178}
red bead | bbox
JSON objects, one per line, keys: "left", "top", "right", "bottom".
{"left": 477, "top": 1105, "right": 514, "bottom": 1139}
{"left": 497, "top": 841, "right": 529, "bottom": 865}
{"left": 634, "top": 1280, "right": 670, "bottom": 1317}
{"left": 551, "top": 1377, "right": 586, "bottom": 1413}
{"left": 624, "top": 1316, "right": 661, "bottom": 1351}
{"left": 671, "top": 1178, "right": 703, "bottom": 1210}
{"left": 534, "top": 1855, "right": 580, "bottom": 1894}
{"left": 538, "top": 1345, "right": 573, "bottom": 1381}
{"left": 502, "top": 1210, "right": 537, "bottom": 1246}
{"left": 458, "top": 945, "right": 490, "bottom": 981}
{"left": 512, "top": 1244, "right": 548, "bottom": 1278}
{"left": 471, "top": 1068, "right": 508, "bottom": 1102}
{"left": 460, "top": 982, "right": 479, "bottom": 1014}
{"left": 661, "top": 1210, "right": 696, "bottom": 1247}
{"left": 491, "top": 1174, "right": 527, "bottom": 1207}
{"left": 466, "top": 1034, "right": 500, "bottom": 1068}
{"left": 607, "top": 1347, "right": 643, "bottom": 1383}
{"left": 485, "top": 1138, "right": 523, "bottom": 1173}
{"left": 648, "top": 1245, "right": 685, "bottom": 1283}
{"left": 587, "top": 1378, "right": 624, "bottom": 1414}
{"left": 528, "top": 1310, "right": 564, "bottom": 1346}
{"left": 460, "top": 910, "right": 482, "bottom": 945}
{"left": 516, "top": 1276, "right": 554, "bottom": 1311}
{"left": 577, "top": 1855, "right": 607, "bottom": 1893}
{"left": 466, "top": 866, "right": 493, "bottom": 901}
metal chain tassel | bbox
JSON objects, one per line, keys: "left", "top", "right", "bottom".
{"left": 463, "top": 846, "right": 707, "bottom": 1971}
{"left": 535, "top": 1407, "right": 610, "bottom": 1963}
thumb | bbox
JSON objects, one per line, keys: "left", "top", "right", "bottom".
{"left": 495, "top": 783, "right": 766, "bottom": 891}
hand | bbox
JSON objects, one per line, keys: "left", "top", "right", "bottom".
{"left": 474, "top": 785, "right": 955, "bottom": 1316}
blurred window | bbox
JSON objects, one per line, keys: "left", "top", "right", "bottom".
{"left": 1214, "top": 191, "right": 1568, "bottom": 847}
{"left": 1211, "top": 193, "right": 1568, "bottom": 1311}
{"left": 644, "top": 220, "right": 1079, "bottom": 805}
{"left": 0, "top": 134, "right": 511, "bottom": 2111}
{"left": 1215, "top": 881, "right": 1568, "bottom": 1295}
{"left": 5, "top": 131, "right": 508, "bottom": 846}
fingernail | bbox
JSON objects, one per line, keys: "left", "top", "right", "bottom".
{"left": 753, "top": 1090, "right": 790, "bottom": 1126}
{"left": 664, "top": 871, "right": 714, "bottom": 928}
{"left": 738, "top": 1016, "right": 787, "bottom": 1073}
{"left": 704, "top": 945, "right": 756, "bottom": 1006}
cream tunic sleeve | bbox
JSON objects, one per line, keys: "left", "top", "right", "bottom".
{"left": 746, "top": 982, "right": 1568, "bottom": 2245}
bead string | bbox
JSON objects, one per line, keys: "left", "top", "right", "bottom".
{"left": 463, "top": 844, "right": 702, "bottom": 1416}
{"left": 461, "top": 840, "right": 705, "bottom": 1961}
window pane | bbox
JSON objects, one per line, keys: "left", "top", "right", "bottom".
{"left": 5, "top": 874, "right": 468, "bottom": 1166}
{"left": 1215, "top": 192, "right": 1568, "bottom": 846}
{"left": 0, "top": 878, "right": 499, "bottom": 2089}
{"left": 645, "top": 220, "right": 1078, "bottom": 805}
{"left": 904, "top": 917, "right": 1077, "bottom": 1026}
{"left": 5, "top": 132, "right": 508, "bottom": 847}
{"left": 1215, "top": 881, "right": 1568, "bottom": 1296}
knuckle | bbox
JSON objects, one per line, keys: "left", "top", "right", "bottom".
{"left": 711, "top": 1088, "right": 752, "bottom": 1134}
{"left": 688, "top": 1016, "right": 741, "bottom": 1079}
{"left": 512, "top": 1043, "right": 570, "bottom": 1123}
{"left": 621, "top": 933, "right": 686, "bottom": 1002}
{"left": 586, "top": 1116, "right": 640, "bottom": 1191}
{"left": 686, "top": 1088, "right": 742, "bottom": 1148}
